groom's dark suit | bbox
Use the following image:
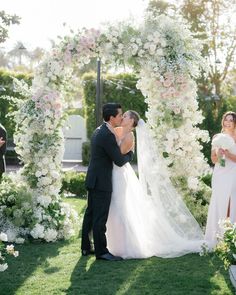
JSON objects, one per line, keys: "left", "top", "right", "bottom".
{"left": 81, "top": 123, "right": 133, "bottom": 257}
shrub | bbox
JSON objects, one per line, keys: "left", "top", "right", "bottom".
{"left": 82, "top": 141, "right": 90, "bottom": 166}
{"left": 61, "top": 171, "right": 87, "bottom": 198}
{"left": 0, "top": 69, "right": 32, "bottom": 164}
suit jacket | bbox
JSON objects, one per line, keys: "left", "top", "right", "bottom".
{"left": 85, "top": 123, "right": 133, "bottom": 192}
{"left": 0, "top": 123, "right": 7, "bottom": 173}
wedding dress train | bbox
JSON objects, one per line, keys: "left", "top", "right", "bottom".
{"left": 106, "top": 120, "right": 205, "bottom": 259}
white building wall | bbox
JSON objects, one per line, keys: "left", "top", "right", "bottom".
{"left": 63, "top": 115, "right": 87, "bottom": 161}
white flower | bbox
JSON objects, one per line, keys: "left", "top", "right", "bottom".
{"left": 51, "top": 171, "right": 60, "bottom": 179}
{"left": 15, "top": 237, "right": 25, "bottom": 244}
{"left": 37, "top": 195, "right": 52, "bottom": 208}
{"left": 0, "top": 263, "right": 8, "bottom": 272}
{"left": 187, "top": 177, "right": 199, "bottom": 191}
{"left": 30, "top": 224, "right": 45, "bottom": 239}
{"left": 35, "top": 171, "right": 42, "bottom": 178}
{"left": 156, "top": 48, "right": 163, "bottom": 56}
{"left": 13, "top": 251, "right": 19, "bottom": 257}
{"left": 5, "top": 229, "right": 17, "bottom": 242}
{"left": 44, "top": 229, "right": 58, "bottom": 242}
{"left": 6, "top": 245, "right": 14, "bottom": 254}
{"left": 212, "top": 133, "right": 235, "bottom": 151}
{"left": 0, "top": 233, "right": 8, "bottom": 242}
{"left": 41, "top": 169, "right": 48, "bottom": 176}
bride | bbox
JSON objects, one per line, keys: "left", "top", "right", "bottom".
{"left": 106, "top": 110, "right": 205, "bottom": 259}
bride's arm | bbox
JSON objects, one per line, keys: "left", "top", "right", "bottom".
{"left": 120, "top": 133, "right": 134, "bottom": 154}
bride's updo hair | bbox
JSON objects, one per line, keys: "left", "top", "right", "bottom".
{"left": 128, "top": 110, "right": 140, "bottom": 128}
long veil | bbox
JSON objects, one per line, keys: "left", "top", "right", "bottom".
{"left": 136, "top": 119, "right": 204, "bottom": 243}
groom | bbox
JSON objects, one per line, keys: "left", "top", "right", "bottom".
{"left": 81, "top": 103, "right": 133, "bottom": 261}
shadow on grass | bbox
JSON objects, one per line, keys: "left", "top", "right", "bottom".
{"left": 0, "top": 240, "right": 68, "bottom": 295}
{"left": 67, "top": 254, "right": 234, "bottom": 295}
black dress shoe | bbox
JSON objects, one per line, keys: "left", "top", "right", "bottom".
{"left": 82, "top": 249, "right": 95, "bottom": 256}
{"left": 96, "top": 253, "right": 123, "bottom": 261}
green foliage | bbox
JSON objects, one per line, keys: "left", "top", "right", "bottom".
{"left": 0, "top": 10, "right": 20, "bottom": 43}
{"left": 200, "top": 172, "right": 212, "bottom": 188}
{"left": 0, "top": 69, "right": 32, "bottom": 162}
{"left": 82, "top": 72, "right": 147, "bottom": 139}
{"left": 61, "top": 171, "right": 87, "bottom": 198}
{"left": 214, "top": 219, "right": 236, "bottom": 269}
{"left": 82, "top": 141, "right": 90, "bottom": 166}
{"left": 175, "top": 176, "right": 212, "bottom": 227}
{"left": 0, "top": 69, "right": 32, "bottom": 137}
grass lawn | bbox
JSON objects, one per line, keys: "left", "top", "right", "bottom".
{"left": 0, "top": 197, "right": 234, "bottom": 295}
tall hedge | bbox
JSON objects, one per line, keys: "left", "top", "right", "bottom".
{"left": 0, "top": 69, "right": 32, "bottom": 139}
{"left": 82, "top": 72, "right": 147, "bottom": 139}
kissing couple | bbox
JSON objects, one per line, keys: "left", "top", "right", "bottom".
{"left": 81, "top": 102, "right": 205, "bottom": 261}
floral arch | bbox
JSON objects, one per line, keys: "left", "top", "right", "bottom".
{"left": 0, "top": 13, "right": 209, "bottom": 242}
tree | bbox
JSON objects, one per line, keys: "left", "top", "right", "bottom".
{"left": 8, "top": 41, "right": 30, "bottom": 66}
{"left": 0, "top": 10, "right": 20, "bottom": 44}
{"left": 29, "top": 47, "right": 46, "bottom": 68}
{"left": 146, "top": 0, "right": 177, "bottom": 16}
{"left": 0, "top": 49, "right": 9, "bottom": 68}
{"left": 180, "top": 0, "right": 236, "bottom": 102}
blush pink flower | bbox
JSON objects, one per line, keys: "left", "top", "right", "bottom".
{"left": 176, "top": 75, "right": 186, "bottom": 84}
{"left": 54, "top": 102, "right": 62, "bottom": 110}
{"left": 164, "top": 72, "right": 175, "bottom": 82}
{"left": 64, "top": 51, "right": 72, "bottom": 65}
{"left": 163, "top": 79, "right": 172, "bottom": 88}
{"left": 156, "top": 81, "right": 162, "bottom": 87}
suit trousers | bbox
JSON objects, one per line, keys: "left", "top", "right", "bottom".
{"left": 81, "top": 189, "right": 112, "bottom": 257}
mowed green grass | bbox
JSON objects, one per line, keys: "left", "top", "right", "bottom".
{"left": 0, "top": 197, "right": 234, "bottom": 295}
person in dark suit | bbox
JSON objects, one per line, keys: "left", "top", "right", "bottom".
{"left": 0, "top": 123, "right": 7, "bottom": 179}
{"left": 81, "top": 103, "right": 133, "bottom": 261}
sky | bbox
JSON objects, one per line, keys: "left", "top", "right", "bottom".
{"left": 1, "top": 0, "right": 149, "bottom": 51}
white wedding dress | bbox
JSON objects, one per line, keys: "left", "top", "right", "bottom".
{"left": 106, "top": 120, "right": 205, "bottom": 259}
{"left": 205, "top": 141, "right": 236, "bottom": 247}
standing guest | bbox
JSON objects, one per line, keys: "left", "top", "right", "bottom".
{"left": 205, "top": 111, "right": 236, "bottom": 247}
{"left": 0, "top": 123, "right": 7, "bottom": 179}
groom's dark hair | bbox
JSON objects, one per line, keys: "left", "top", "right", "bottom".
{"left": 102, "top": 103, "right": 122, "bottom": 122}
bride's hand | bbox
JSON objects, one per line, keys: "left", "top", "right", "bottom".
{"left": 217, "top": 148, "right": 225, "bottom": 156}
